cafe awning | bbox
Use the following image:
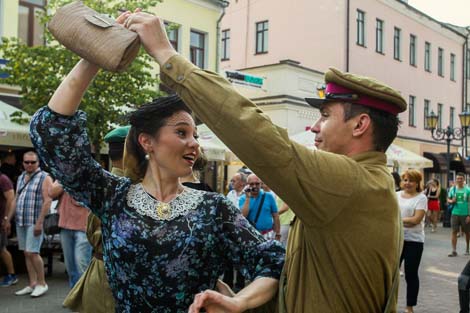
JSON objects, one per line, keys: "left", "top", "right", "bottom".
{"left": 290, "top": 130, "right": 433, "bottom": 169}
{"left": 0, "top": 100, "right": 32, "bottom": 148}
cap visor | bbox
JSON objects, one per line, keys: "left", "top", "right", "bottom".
{"left": 305, "top": 98, "right": 327, "bottom": 109}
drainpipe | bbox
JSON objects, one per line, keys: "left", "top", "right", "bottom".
{"left": 346, "top": 0, "right": 350, "bottom": 72}
{"left": 215, "top": 1, "right": 229, "bottom": 74}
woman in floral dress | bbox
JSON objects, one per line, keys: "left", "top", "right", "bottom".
{"left": 29, "top": 12, "right": 284, "bottom": 313}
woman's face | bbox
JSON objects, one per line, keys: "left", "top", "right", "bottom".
{"left": 148, "top": 111, "right": 200, "bottom": 179}
{"left": 402, "top": 175, "right": 418, "bottom": 193}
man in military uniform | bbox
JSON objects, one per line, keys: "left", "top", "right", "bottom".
{"left": 127, "top": 12, "right": 405, "bottom": 313}
{"left": 104, "top": 126, "right": 131, "bottom": 176}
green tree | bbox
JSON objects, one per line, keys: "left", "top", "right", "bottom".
{"left": 0, "top": 0, "right": 162, "bottom": 159}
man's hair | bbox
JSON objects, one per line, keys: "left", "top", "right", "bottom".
{"left": 23, "top": 151, "right": 38, "bottom": 160}
{"left": 343, "top": 103, "right": 400, "bottom": 152}
{"left": 456, "top": 172, "right": 466, "bottom": 178}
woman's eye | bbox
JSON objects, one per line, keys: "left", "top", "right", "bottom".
{"left": 176, "top": 130, "right": 186, "bottom": 136}
{"left": 194, "top": 134, "right": 199, "bottom": 140}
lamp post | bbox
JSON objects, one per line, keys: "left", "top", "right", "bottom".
{"left": 426, "top": 110, "right": 470, "bottom": 189}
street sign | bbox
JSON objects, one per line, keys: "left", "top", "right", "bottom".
{"left": 225, "top": 70, "right": 264, "bottom": 88}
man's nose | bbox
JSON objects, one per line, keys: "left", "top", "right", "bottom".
{"left": 310, "top": 119, "right": 321, "bottom": 134}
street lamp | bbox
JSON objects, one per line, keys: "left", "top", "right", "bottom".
{"left": 426, "top": 110, "right": 470, "bottom": 188}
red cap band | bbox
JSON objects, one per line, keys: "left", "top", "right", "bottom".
{"left": 325, "top": 82, "right": 400, "bottom": 115}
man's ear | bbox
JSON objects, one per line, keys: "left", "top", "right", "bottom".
{"left": 352, "top": 113, "right": 372, "bottom": 137}
{"left": 137, "top": 133, "right": 153, "bottom": 153}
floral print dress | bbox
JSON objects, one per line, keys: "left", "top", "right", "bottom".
{"left": 30, "top": 107, "right": 285, "bottom": 313}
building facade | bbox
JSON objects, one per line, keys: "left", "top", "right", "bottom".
{"left": 220, "top": 0, "right": 470, "bottom": 180}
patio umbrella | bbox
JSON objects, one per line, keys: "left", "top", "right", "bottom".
{"left": 290, "top": 130, "right": 433, "bottom": 169}
{"left": 197, "top": 124, "right": 231, "bottom": 161}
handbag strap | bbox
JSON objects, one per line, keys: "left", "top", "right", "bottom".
{"left": 383, "top": 207, "right": 404, "bottom": 313}
{"left": 251, "top": 193, "right": 266, "bottom": 227}
{"left": 17, "top": 171, "right": 40, "bottom": 197}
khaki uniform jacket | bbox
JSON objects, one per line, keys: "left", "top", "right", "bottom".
{"left": 161, "top": 55, "right": 401, "bottom": 313}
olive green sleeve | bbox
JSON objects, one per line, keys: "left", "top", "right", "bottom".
{"left": 160, "top": 55, "right": 358, "bottom": 226}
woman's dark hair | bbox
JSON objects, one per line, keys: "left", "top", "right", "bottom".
{"left": 125, "top": 95, "right": 192, "bottom": 179}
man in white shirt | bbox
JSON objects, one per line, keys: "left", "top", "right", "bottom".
{"left": 226, "top": 173, "right": 246, "bottom": 209}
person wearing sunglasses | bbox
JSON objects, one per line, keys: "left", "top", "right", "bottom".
{"left": 7, "top": 151, "right": 52, "bottom": 298}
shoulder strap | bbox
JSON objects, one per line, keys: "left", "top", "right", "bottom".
{"left": 252, "top": 193, "right": 266, "bottom": 226}
{"left": 17, "top": 171, "right": 40, "bottom": 196}
{"left": 383, "top": 207, "right": 404, "bottom": 313}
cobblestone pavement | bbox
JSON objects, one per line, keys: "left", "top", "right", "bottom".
{"left": 398, "top": 224, "right": 468, "bottom": 313}
{"left": 0, "top": 255, "right": 70, "bottom": 313}
{"left": 0, "top": 224, "right": 467, "bottom": 313}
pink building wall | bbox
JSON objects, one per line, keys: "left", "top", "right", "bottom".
{"left": 220, "top": 0, "right": 346, "bottom": 71}
{"left": 348, "top": 0, "right": 465, "bottom": 142}
{"left": 221, "top": 0, "right": 466, "bottom": 143}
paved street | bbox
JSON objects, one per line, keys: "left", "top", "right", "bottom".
{"left": 0, "top": 224, "right": 468, "bottom": 312}
{"left": 398, "top": 225, "right": 468, "bottom": 313}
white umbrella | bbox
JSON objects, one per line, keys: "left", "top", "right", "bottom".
{"left": 197, "top": 124, "right": 230, "bottom": 161}
{"left": 290, "top": 130, "right": 434, "bottom": 169}
{"left": 0, "top": 100, "right": 32, "bottom": 148}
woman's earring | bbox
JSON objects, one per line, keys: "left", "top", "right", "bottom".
{"left": 145, "top": 154, "right": 150, "bottom": 161}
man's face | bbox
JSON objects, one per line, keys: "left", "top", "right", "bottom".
{"left": 310, "top": 102, "right": 355, "bottom": 155}
{"left": 23, "top": 154, "right": 39, "bottom": 174}
{"left": 230, "top": 174, "right": 244, "bottom": 191}
{"left": 247, "top": 176, "right": 262, "bottom": 197}
{"left": 456, "top": 175, "right": 465, "bottom": 187}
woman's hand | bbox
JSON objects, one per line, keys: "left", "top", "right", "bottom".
{"left": 188, "top": 290, "right": 247, "bottom": 313}
{"left": 123, "top": 10, "right": 177, "bottom": 65}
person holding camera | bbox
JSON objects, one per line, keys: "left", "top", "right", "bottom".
{"left": 240, "top": 174, "right": 280, "bottom": 241}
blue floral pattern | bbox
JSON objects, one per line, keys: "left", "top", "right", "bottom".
{"left": 30, "top": 107, "right": 284, "bottom": 313}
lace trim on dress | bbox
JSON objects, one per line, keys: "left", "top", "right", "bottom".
{"left": 126, "top": 183, "right": 205, "bottom": 221}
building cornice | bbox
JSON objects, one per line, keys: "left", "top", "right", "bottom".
{"left": 237, "top": 59, "right": 324, "bottom": 76}
{"left": 389, "top": 0, "right": 467, "bottom": 40}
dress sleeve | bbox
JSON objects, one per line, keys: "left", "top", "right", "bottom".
{"left": 214, "top": 195, "right": 285, "bottom": 281}
{"left": 29, "top": 106, "right": 122, "bottom": 218}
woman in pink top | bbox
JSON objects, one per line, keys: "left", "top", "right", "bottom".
{"left": 49, "top": 180, "right": 91, "bottom": 287}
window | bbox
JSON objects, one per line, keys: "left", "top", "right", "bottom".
{"left": 190, "top": 30, "right": 205, "bottom": 68}
{"left": 255, "top": 21, "right": 268, "bottom": 54}
{"left": 425, "top": 42, "right": 431, "bottom": 72}
{"left": 438, "top": 48, "right": 444, "bottom": 77}
{"left": 18, "top": 0, "right": 46, "bottom": 46}
{"left": 424, "top": 99, "right": 430, "bottom": 129}
{"left": 356, "top": 10, "right": 365, "bottom": 46}
{"left": 165, "top": 22, "right": 179, "bottom": 51}
{"left": 438, "top": 103, "right": 443, "bottom": 128}
{"left": 409, "top": 34, "right": 416, "bottom": 66}
{"left": 393, "top": 27, "right": 401, "bottom": 60}
{"left": 450, "top": 107, "right": 455, "bottom": 128}
{"left": 450, "top": 53, "right": 456, "bottom": 81}
{"left": 408, "top": 96, "right": 416, "bottom": 126}
{"left": 221, "top": 29, "right": 230, "bottom": 61}
{"left": 375, "top": 19, "right": 384, "bottom": 53}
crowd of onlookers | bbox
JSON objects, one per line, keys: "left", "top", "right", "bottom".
{"left": 0, "top": 149, "right": 294, "bottom": 301}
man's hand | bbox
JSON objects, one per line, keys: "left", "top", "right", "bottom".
{"left": 188, "top": 290, "right": 247, "bottom": 313}
{"left": 466, "top": 216, "right": 470, "bottom": 224}
{"left": 123, "top": 11, "right": 177, "bottom": 65}
{"left": 1, "top": 220, "right": 11, "bottom": 235}
{"left": 33, "top": 222, "right": 43, "bottom": 237}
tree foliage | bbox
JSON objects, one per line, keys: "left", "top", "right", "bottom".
{"left": 0, "top": 0, "right": 162, "bottom": 157}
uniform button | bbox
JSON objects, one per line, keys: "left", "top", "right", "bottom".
{"left": 176, "top": 75, "right": 184, "bottom": 81}
{"left": 164, "top": 63, "right": 172, "bottom": 70}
